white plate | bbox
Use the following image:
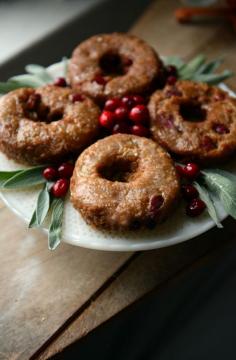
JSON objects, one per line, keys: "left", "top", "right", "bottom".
{"left": 0, "top": 62, "right": 235, "bottom": 251}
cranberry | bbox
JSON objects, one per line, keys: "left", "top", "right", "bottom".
{"left": 166, "top": 65, "right": 177, "bottom": 76}
{"left": 181, "top": 184, "right": 199, "bottom": 200}
{"left": 131, "top": 124, "right": 149, "bottom": 137}
{"left": 121, "top": 95, "right": 135, "bottom": 109}
{"left": 213, "top": 123, "right": 229, "bottom": 134}
{"left": 54, "top": 77, "right": 67, "bottom": 87}
{"left": 99, "top": 111, "right": 115, "bottom": 129}
{"left": 167, "top": 76, "right": 177, "bottom": 85}
{"left": 165, "top": 87, "right": 182, "bottom": 98}
{"left": 182, "top": 162, "right": 200, "bottom": 180}
{"left": 214, "top": 92, "right": 226, "bottom": 101}
{"left": 149, "top": 194, "right": 164, "bottom": 213}
{"left": 93, "top": 74, "right": 107, "bottom": 85}
{"left": 52, "top": 179, "right": 69, "bottom": 198}
{"left": 43, "top": 167, "right": 58, "bottom": 181}
{"left": 112, "top": 123, "right": 130, "bottom": 134}
{"left": 129, "top": 105, "right": 149, "bottom": 123}
{"left": 27, "top": 93, "right": 41, "bottom": 110}
{"left": 186, "top": 198, "right": 206, "bottom": 217}
{"left": 114, "top": 106, "right": 129, "bottom": 121}
{"left": 123, "top": 57, "right": 133, "bottom": 67}
{"left": 132, "top": 95, "right": 145, "bottom": 105}
{"left": 58, "top": 162, "right": 74, "bottom": 179}
{"left": 71, "top": 93, "right": 84, "bottom": 103}
{"left": 202, "top": 136, "right": 216, "bottom": 151}
{"left": 158, "top": 113, "right": 174, "bottom": 128}
{"left": 104, "top": 98, "right": 121, "bottom": 111}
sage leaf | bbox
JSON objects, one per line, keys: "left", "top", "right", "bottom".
{"left": 48, "top": 198, "right": 64, "bottom": 250}
{"left": 29, "top": 183, "right": 50, "bottom": 228}
{"left": 196, "top": 58, "right": 223, "bottom": 75}
{"left": 202, "top": 169, "right": 236, "bottom": 219}
{"left": 0, "top": 170, "right": 22, "bottom": 187}
{"left": 179, "top": 54, "right": 206, "bottom": 78}
{"left": 2, "top": 166, "right": 45, "bottom": 189}
{"left": 0, "top": 81, "right": 31, "bottom": 94}
{"left": 62, "top": 57, "right": 69, "bottom": 77}
{"left": 25, "top": 64, "right": 53, "bottom": 83}
{"left": 10, "top": 74, "right": 44, "bottom": 87}
{"left": 191, "top": 70, "right": 233, "bottom": 85}
{"left": 194, "top": 182, "right": 223, "bottom": 228}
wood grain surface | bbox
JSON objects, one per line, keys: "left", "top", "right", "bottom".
{"left": 1, "top": 0, "right": 236, "bottom": 359}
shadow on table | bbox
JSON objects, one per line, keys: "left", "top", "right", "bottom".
{"left": 52, "top": 239, "right": 236, "bottom": 360}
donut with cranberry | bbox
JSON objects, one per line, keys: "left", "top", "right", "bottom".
{"left": 0, "top": 85, "right": 100, "bottom": 164}
{"left": 68, "top": 33, "right": 161, "bottom": 102}
{"left": 148, "top": 80, "right": 236, "bottom": 164}
{"left": 70, "top": 134, "right": 180, "bottom": 231}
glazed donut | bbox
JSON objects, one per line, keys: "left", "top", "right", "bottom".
{"left": 0, "top": 85, "right": 101, "bottom": 164}
{"left": 70, "top": 134, "right": 180, "bottom": 231}
{"left": 68, "top": 33, "right": 161, "bottom": 102}
{"left": 148, "top": 80, "right": 236, "bottom": 164}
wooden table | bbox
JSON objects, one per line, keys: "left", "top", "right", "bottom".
{"left": 1, "top": 1, "right": 236, "bottom": 359}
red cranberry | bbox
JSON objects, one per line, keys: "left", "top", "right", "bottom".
{"left": 132, "top": 95, "right": 145, "bottom": 105}
{"left": 131, "top": 124, "right": 149, "bottom": 137}
{"left": 214, "top": 92, "right": 226, "bottom": 101}
{"left": 121, "top": 95, "right": 135, "bottom": 109}
{"left": 54, "top": 77, "right": 67, "bottom": 87}
{"left": 52, "top": 179, "right": 69, "bottom": 198}
{"left": 58, "top": 162, "right": 74, "bottom": 179}
{"left": 93, "top": 74, "right": 107, "bottom": 85}
{"left": 123, "top": 57, "right": 133, "bottom": 67}
{"left": 165, "top": 87, "right": 182, "bottom": 98}
{"left": 182, "top": 163, "right": 200, "bottom": 180}
{"left": 149, "top": 194, "right": 164, "bottom": 213}
{"left": 167, "top": 76, "right": 177, "bottom": 85}
{"left": 181, "top": 184, "right": 199, "bottom": 200}
{"left": 71, "top": 93, "right": 84, "bottom": 103}
{"left": 213, "top": 123, "right": 229, "bottom": 134}
{"left": 99, "top": 111, "right": 115, "bottom": 129}
{"left": 112, "top": 123, "right": 130, "bottom": 134}
{"left": 186, "top": 198, "right": 206, "bottom": 217}
{"left": 43, "top": 167, "right": 58, "bottom": 181}
{"left": 129, "top": 105, "right": 149, "bottom": 123}
{"left": 166, "top": 65, "right": 177, "bottom": 76}
{"left": 114, "top": 106, "right": 129, "bottom": 121}
{"left": 104, "top": 98, "right": 121, "bottom": 111}
{"left": 27, "top": 93, "right": 41, "bottom": 110}
{"left": 202, "top": 136, "right": 216, "bottom": 151}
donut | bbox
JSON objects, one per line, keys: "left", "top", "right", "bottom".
{"left": 68, "top": 33, "right": 161, "bottom": 102}
{"left": 148, "top": 80, "right": 236, "bottom": 164}
{"left": 70, "top": 134, "right": 180, "bottom": 231}
{"left": 0, "top": 85, "right": 101, "bottom": 165}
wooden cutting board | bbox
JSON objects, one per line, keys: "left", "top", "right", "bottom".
{"left": 1, "top": 0, "right": 236, "bottom": 359}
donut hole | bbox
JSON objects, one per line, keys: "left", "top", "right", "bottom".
{"left": 99, "top": 52, "right": 126, "bottom": 76}
{"left": 98, "top": 158, "right": 138, "bottom": 182}
{"left": 180, "top": 101, "right": 206, "bottom": 122}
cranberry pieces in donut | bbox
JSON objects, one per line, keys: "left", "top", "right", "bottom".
{"left": 148, "top": 80, "right": 236, "bottom": 164}
{"left": 70, "top": 134, "right": 180, "bottom": 231}
{"left": 68, "top": 33, "right": 161, "bottom": 102}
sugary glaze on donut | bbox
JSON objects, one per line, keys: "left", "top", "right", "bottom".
{"left": 68, "top": 33, "right": 161, "bottom": 102}
{"left": 70, "top": 134, "right": 180, "bottom": 231}
{"left": 148, "top": 80, "right": 236, "bottom": 164}
{"left": 0, "top": 85, "right": 101, "bottom": 164}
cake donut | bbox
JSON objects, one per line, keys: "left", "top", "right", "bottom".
{"left": 70, "top": 134, "right": 180, "bottom": 231}
{"left": 148, "top": 80, "right": 236, "bottom": 164}
{"left": 0, "top": 85, "right": 100, "bottom": 164}
{"left": 68, "top": 33, "right": 161, "bottom": 102}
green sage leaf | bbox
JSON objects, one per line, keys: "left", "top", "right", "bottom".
{"left": 0, "top": 80, "right": 31, "bottom": 94}
{"left": 25, "top": 64, "right": 53, "bottom": 83}
{"left": 202, "top": 169, "right": 236, "bottom": 219}
{"left": 48, "top": 198, "right": 64, "bottom": 250}
{"left": 10, "top": 74, "right": 44, "bottom": 87}
{"left": 163, "top": 56, "right": 185, "bottom": 70}
{"left": 179, "top": 54, "right": 206, "bottom": 78}
{"left": 196, "top": 58, "right": 223, "bottom": 75}
{"left": 0, "top": 170, "right": 22, "bottom": 187}
{"left": 2, "top": 166, "right": 45, "bottom": 189}
{"left": 194, "top": 182, "right": 223, "bottom": 228}
{"left": 191, "top": 70, "right": 233, "bottom": 85}
{"left": 29, "top": 183, "right": 50, "bottom": 228}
